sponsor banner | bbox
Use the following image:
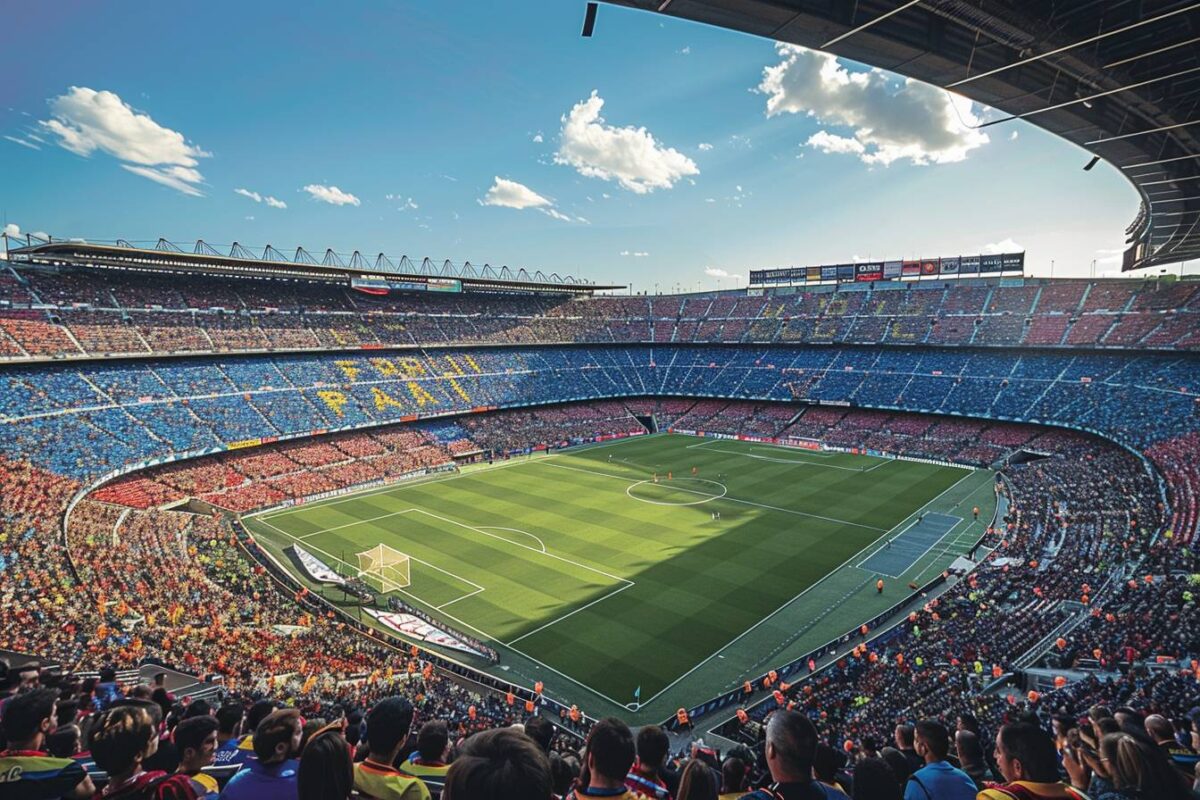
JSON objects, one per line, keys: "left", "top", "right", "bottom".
{"left": 289, "top": 544, "right": 345, "bottom": 585}
{"left": 901, "top": 261, "right": 921, "bottom": 276}
{"left": 939, "top": 256, "right": 960, "bottom": 274}
{"left": 427, "top": 278, "right": 462, "bottom": 293}
{"left": 364, "top": 609, "right": 487, "bottom": 657}
{"left": 350, "top": 275, "right": 462, "bottom": 294}
{"left": 778, "top": 438, "right": 821, "bottom": 451}
{"left": 806, "top": 266, "right": 822, "bottom": 281}
{"left": 960, "top": 255, "right": 981, "bottom": 274}
{"left": 821, "top": 266, "right": 839, "bottom": 280}
{"left": 883, "top": 261, "right": 902, "bottom": 278}
{"left": 980, "top": 254, "right": 1004, "bottom": 273}
{"left": 920, "top": 259, "right": 939, "bottom": 276}
{"left": 226, "top": 438, "right": 262, "bottom": 450}
{"left": 855, "top": 262, "right": 883, "bottom": 282}
{"left": 836, "top": 264, "right": 856, "bottom": 280}
{"left": 1001, "top": 252, "right": 1024, "bottom": 271}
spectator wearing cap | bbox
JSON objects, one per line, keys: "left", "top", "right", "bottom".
{"left": 904, "top": 720, "right": 976, "bottom": 800}
{"left": 567, "top": 717, "right": 639, "bottom": 799}
{"left": 220, "top": 708, "right": 301, "bottom": 800}
{"left": 0, "top": 687, "right": 94, "bottom": 800}
{"left": 442, "top": 727, "right": 552, "bottom": 800}
{"left": 353, "top": 697, "right": 430, "bottom": 800}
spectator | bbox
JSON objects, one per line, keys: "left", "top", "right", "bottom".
{"left": 953, "top": 730, "right": 990, "bottom": 788}
{"left": 568, "top": 717, "right": 637, "bottom": 799}
{"left": 353, "top": 697, "right": 430, "bottom": 800}
{"left": 212, "top": 704, "right": 247, "bottom": 769}
{"left": 979, "top": 723, "right": 1087, "bottom": 799}
{"left": 1144, "top": 714, "right": 1198, "bottom": 777}
{"left": 895, "top": 725, "right": 924, "bottom": 776}
{"left": 851, "top": 757, "right": 902, "bottom": 800}
{"left": 442, "top": 727, "right": 552, "bottom": 800}
{"left": 626, "top": 724, "right": 672, "bottom": 799}
{"left": 297, "top": 724, "right": 354, "bottom": 800}
{"left": 88, "top": 705, "right": 206, "bottom": 799}
{"left": 174, "top": 716, "right": 220, "bottom": 795}
{"left": 220, "top": 708, "right": 301, "bottom": 800}
{"left": 1093, "top": 732, "right": 1193, "bottom": 800}
{"left": 677, "top": 758, "right": 720, "bottom": 800}
{"left": 399, "top": 720, "right": 451, "bottom": 798}
{"left": 0, "top": 687, "right": 94, "bottom": 799}
{"left": 524, "top": 716, "right": 555, "bottom": 755}
{"left": 739, "top": 710, "right": 847, "bottom": 799}
{"left": 720, "top": 756, "right": 749, "bottom": 799}
{"left": 904, "top": 720, "right": 976, "bottom": 800}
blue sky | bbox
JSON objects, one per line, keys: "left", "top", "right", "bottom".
{"left": 1, "top": 1, "right": 1162, "bottom": 290}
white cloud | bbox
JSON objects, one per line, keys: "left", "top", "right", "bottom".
{"left": 235, "top": 188, "right": 286, "bottom": 208}
{"left": 244, "top": 215, "right": 255, "bottom": 221}
{"left": 532, "top": 132, "right": 544, "bottom": 143}
{"left": 759, "top": 44, "right": 989, "bottom": 166}
{"left": 705, "top": 197, "right": 716, "bottom": 203}
{"left": 697, "top": 142, "right": 713, "bottom": 152}
{"left": 3, "top": 223, "right": 20, "bottom": 237}
{"left": 555, "top": 90, "right": 699, "bottom": 194}
{"left": 980, "top": 237, "right": 1025, "bottom": 254}
{"left": 1010, "top": 130, "right": 1019, "bottom": 141}
{"left": 385, "top": 194, "right": 418, "bottom": 211}
{"left": 806, "top": 130, "right": 865, "bottom": 156}
{"left": 705, "top": 267, "right": 744, "bottom": 280}
{"left": 678, "top": 46, "right": 691, "bottom": 55}
{"left": 38, "top": 86, "right": 209, "bottom": 195}
{"left": 5, "top": 135, "right": 39, "bottom": 150}
{"left": 543, "top": 208, "right": 572, "bottom": 222}
{"left": 620, "top": 250, "right": 650, "bottom": 257}
{"left": 481, "top": 176, "right": 553, "bottom": 210}
{"left": 303, "top": 184, "right": 360, "bottom": 206}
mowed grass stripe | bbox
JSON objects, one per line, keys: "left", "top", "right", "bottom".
{"left": 257, "top": 434, "right": 977, "bottom": 702}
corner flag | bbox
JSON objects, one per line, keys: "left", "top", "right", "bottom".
{"left": 633, "top": 686, "right": 641, "bottom": 702}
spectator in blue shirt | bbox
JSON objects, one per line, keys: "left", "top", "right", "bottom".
{"left": 221, "top": 708, "right": 301, "bottom": 800}
{"left": 904, "top": 720, "right": 977, "bottom": 800}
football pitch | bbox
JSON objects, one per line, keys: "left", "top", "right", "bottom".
{"left": 247, "top": 433, "right": 996, "bottom": 716}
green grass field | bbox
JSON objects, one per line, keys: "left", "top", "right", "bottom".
{"left": 248, "top": 433, "right": 995, "bottom": 715}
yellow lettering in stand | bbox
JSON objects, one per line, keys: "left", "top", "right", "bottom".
{"left": 317, "top": 390, "right": 348, "bottom": 417}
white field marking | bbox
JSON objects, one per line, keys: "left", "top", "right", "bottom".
{"left": 256, "top": 516, "right": 638, "bottom": 710}
{"left": 691, "top": 445, "right": 886, "bottom": 471}
{"left": 257, "top": 434, "right": 656, "bottom": 521}
{"left": 296, "top": 508, "right": 416, "bottom": 539}
{"left": 626, "top": 478, "right": 728, "bottom": 506}
{"left": 851, "top": 469, "right": 980, "bottom": 569}
{"left": 406, "top": 508, "right": 633, "bottom": 586}
{"left": 505, "top": 582, "right": 636, "bottom": 646}
{"left": 536, "top": 460, "right": 887, "bottom": 532}
{"left": 437, "top": 587, "right": 485, "bottom": 610}
{"left": 685, "top": 437, "right": 836, "bottom": 458}
{"left": 256, "top": 517, "right": 484, "bottom": 605}
{"left": 854, "top": 516, "right": 963, "bottom": 579}
{"left": 632, "top": 468, "right": 988, "bottom": 709}
{"left": 477, "top": 526, "right": 547, "bottom": 553}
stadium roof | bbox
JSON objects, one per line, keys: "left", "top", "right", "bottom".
{"left": 599, "top": 0, "right": 1199, "bottom": 272}
{"left": 4, "top": 237, "right": 624, "bottom": 295}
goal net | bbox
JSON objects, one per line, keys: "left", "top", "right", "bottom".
{"left": 356, "top": 543, "right": 411, "bottom": 592}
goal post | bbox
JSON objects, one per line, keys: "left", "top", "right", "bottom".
{"left": 356, "top": 543, "right": 411, "bottom": 592}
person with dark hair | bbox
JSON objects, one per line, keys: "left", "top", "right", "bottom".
{"left": 953, "top": 730, "right": 991, "bottom": 788}
{"left": 881, "top": 748, "right": 916, "bottom": 785}
{"left": 353, "top": 696, "right": 430, "bottom": 800}
{"left": 1144, "top": 714, "right": 1199, "bottom": 778}
{"left": 812, "top": 743, "right": 850, "bottom": 797}
{"left": 852, "top": 757, "right": 902, "bottom": 800}
{"left": 46, "top": 725, "right": 83, "bottom": 759}
{"left": 524, "top": 716, "right": 555, "bottom": 754}
{"left": 442, "top": 727, "right": 552, "bottom": 800}
{"left": 399, "top": 720, "right": 451, "bottom": 798}
{"left": 93, "top": 668, "right": 124, "bottom": 712}
{"left": 677, "top": 758, "right": 720, "bottom": 800}
{"left": 221, "top": 708, "right": 301, "bottom": 800}
{"left": 896, "top": 725, "right": 924, "bottom": 776}
{"left": 979, "top": 723, "right": 1088, "bottom": 799}
{"left": 904, "top": 720, "right": 975, "bottom": 800}
{"left": 0, "top": 687, "right": 94, "bottom": 799}
{"left": 298, "top": 724, "right": 354, "bottom": 800}
{"left": 626, "top": 724, "right": 672, "bottom": 799}
{"left": 739, "top": 710, "right": 841, "bottom": 799}
{"left": 720, "top": 756, "right": 749, "bottom": 800}
{"left": 1092, "top": 732, "right": 1193, "bottom": 800}
{"left": 212, "top": 703, "right": 247, "bottom": 768}
{"left": 174, "top": 715, "right": 219, "bottom": 795}
{"left": 567, "top": 717, "right": 637, "bottom": 799}
{"left": 88, "top": 705, "right": 210, "bottom": 799}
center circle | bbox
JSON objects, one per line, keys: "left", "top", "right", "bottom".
{"left": 625, "top": 477, "right": 728, "bottom": 506}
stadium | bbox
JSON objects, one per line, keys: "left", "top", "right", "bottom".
{"left": 1, "top": 1, "right": 1198, "bottom": 799}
